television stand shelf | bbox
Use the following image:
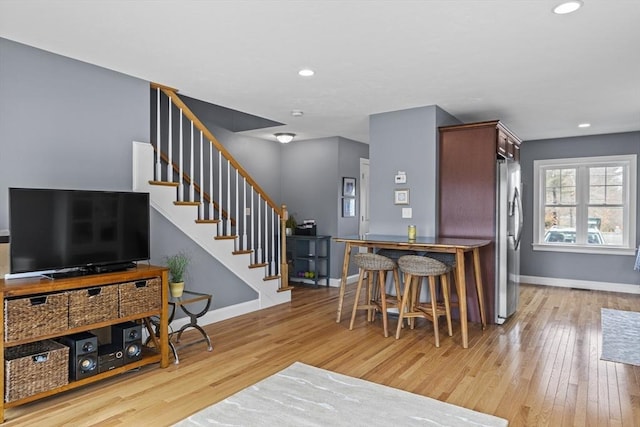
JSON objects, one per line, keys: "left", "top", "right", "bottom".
{"left": 0, "top": 265, "right": 169, "bottom": 423}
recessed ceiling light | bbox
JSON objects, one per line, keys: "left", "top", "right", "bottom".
{"left": 298, "top": 69, "right": 315, "bottom": 77}
{"left": 291, "top": 110, "right": 304, "bottom": 117}
{"left": 578, "top": 123, "right": 591, "bottom": 128}
{"left": 553, "top": 1, "right": 583, "bottom": 14}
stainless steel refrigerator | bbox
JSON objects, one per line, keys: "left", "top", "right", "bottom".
{"left": 495, "top": 159, "right": 523, "bottom": 324}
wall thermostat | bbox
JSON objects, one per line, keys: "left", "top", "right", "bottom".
{"left": 394, "top": 171, "right": 407, "bottom": 184}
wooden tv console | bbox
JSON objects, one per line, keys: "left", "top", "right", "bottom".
{"left": 0, "top": 265, "right": 169, "bottom": 423}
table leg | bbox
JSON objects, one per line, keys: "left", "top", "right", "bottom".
{"left": 472, "top": 247, "right": 487, "bottom": 329}
{"left": 454, "top": 249, "right": 469, "bottom": 348}
{"left": 336, "top": 242, "right": 353, "bottom": 323}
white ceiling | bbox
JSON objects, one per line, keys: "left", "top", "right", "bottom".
{"left": 1, "top": 0, "right": 639, "bottom": 143}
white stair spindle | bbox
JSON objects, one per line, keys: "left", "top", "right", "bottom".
{"left": 218, "top": 152, "right": 222, "bottom": 235}
{"left": 226, "top": 159, "right": 231, "bottom": 236}
{"left": 234, "top": 169, "right": 239, "bottom": 250}
{"left": 155, "top": 88, "right": 162, "bottom": 181}
{"left": 167, "top": 96, "right": 173, "bottom": 182}
{"left": 178, "top": 110, "right": 184, "bottom": 201}
{"left": 189, "top": 121, "right": 195, "bottom": 203}
{"left": 267, "top": 209, "right": 276, "bottom": 273}
{"left": 276, "top": 210, "right": 282, "bottom": 277}
{"left": 242, "top": 177, "right": 247, "bottom": 251}
{"left": 257, "top": 197, "right": 262, "bottom": 264}
{"left": 199, "top": 131, "right": 204, "bottom": 219}
{"left": 209, "top": 139, "right": 214, "bottom": 221}
{"left": 250, "top": 187, "right": 255, "bottom": 262}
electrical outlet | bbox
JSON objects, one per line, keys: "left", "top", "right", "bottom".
{"left": 402, "top": 208, "right": 412, "bottom": 218}
{"left": 245, "top": 208, "right": 251, "bottom": 216}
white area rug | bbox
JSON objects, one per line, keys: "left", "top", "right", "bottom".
{"left": 174, "top": 362, "right": 508, "bottom": 427}
{"left": 601, "top": 308, "right": 640, "bottom": 366}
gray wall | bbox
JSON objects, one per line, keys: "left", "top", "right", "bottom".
{"left": 281, "top": 136, "right": 368, "bottom": 278}
{"left": 520, "top": 131, "right": 640, "bottom": 284}
{"left": 369, "top": 105, "right": 460, "bottom": 236}
{"left": 0, "top": 38, "right": 255, "bottom": 310}
{"left": 0, "top": 37, "right": 148, "bottom": 227}
{"left": 150, "top": 211, "right": 258, "bottom": 308}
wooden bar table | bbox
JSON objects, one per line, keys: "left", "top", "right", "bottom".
{"left": 334, "top": 234, "right": 490, "bottom": 349}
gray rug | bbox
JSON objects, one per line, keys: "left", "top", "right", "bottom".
{"left": 601, "top": 308, "right": 640, "bottom": 366}
{"left": 174, "top": 362, "right": 508, "bottom": 427}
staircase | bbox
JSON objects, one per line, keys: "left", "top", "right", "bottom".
{"left": 133, "top": 83, "right": 291, "bottom": 311}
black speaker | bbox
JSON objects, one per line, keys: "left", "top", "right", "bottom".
{"left": 111, "top": 321, "right": 143, "bottom": 364}
{"left": 59, "top": 331, "right": 99, "bottom": 381}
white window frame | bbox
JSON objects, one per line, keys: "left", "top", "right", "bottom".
{"left": 532, "top": 154, "right": 637, "bottom": 255}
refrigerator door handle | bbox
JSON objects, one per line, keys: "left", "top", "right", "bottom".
{"left": 512, "top": 186, "right": 524, "bottom": 250}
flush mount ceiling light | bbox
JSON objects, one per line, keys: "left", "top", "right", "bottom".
{"left": 578, "top": 123, "right": 591, "bottom": 128}
{"left": 291, "top": 110, "right": 304, "bottom": 117}
{"left": 298, "top": 68, "right": 315, "bottom": 77}
{"left": 275, "top": 132, "right": 295, "bottom": 143}
{"left": 553, "top": 1, "right": 583, "bottom": 14}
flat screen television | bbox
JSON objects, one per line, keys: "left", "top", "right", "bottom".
{"left": 9, "top": 188, "right": 150, "bottom": 278}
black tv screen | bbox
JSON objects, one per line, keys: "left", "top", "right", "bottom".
{"left": 9, "top": 188, "right": 150, "bottom": 275}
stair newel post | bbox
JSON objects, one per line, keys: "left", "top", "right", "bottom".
{"left": 280, "top": 204, "right": 289, "bottom": 289}
{"left": 155, "top": 87, "right": 162, "bottom": 181}
{"left": 167, "top": 96, "right": 173, "bottom": 182}
{"left": 189, "top": 120, "right": 195, "bottom": 203}
{"left": 178, "top": 111, "right": 184, "bottom": 202}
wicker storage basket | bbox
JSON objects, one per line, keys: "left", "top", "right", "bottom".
{"left": 68, "top": 285, "right": 119, "bottom": 328}
{"left": 4, "top": 340, "right": 69, "bottom": 402}
{"left": 119, "top": 277, "right": 161, "bottom": 317}
{"left": 4, "top": 292, "right": 69, "bottom": 343}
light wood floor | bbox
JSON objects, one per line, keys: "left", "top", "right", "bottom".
{"left": 4, "top": 283, "right": 640, "bottom": 426}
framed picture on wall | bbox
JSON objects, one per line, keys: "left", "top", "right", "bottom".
{"left": 394, "top": 189, "right": 410, "bottom": 205}
{"left": 342, "top": 198, "right": 356, "bottom": 217}
{"left": 342, "top": 177, "right": 356, "bottom": 197}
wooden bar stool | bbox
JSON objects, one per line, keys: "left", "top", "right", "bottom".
{"left": 395, "top": 255, "right": 453, "bottom": 347}
{"left": 349, "top": 253, "right": 402, "bottom": 337}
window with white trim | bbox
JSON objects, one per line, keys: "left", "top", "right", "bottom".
{"left": 533, "top": 155, "right": 637, "bottom": 255}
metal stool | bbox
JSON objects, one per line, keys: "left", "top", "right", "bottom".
{"left": 349, "top": 253, "right": 402, "bottom": 337}
{"left": 395, "top": 255, "right": 453, "bottom": 347}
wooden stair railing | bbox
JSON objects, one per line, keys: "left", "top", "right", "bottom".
{"left": 150, "top": 83, "right": 290, "bottom": 290}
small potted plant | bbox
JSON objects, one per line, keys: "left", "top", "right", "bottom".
{"left": 164, "top": 251, "right": 190, "bottom": 298}
{"left": 285, "top": 213, "right": 297, "bottom": 236}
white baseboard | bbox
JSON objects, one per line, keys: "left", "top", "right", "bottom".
{"left": 169, "top": 299, "right": 261, "bottom": 330}
{"left": 327, "top": 274, "right": 359, "bottom": 288}
{"left": 520, "top": 275, "right": 640, "bottom": 294}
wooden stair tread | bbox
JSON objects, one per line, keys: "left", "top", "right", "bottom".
{"left": 263, "top": 275, "right": 280, "bottom": 281}
{"left": 232, "top": 250, "right": 253, "bottom": 255}
{"left": 215, "top": 235, "right": 238, "bottom": 240}
{"left": 174, "top": 201, "right": 200, "bottom": 206}
{"left": 149, "top": 180, "right": 179, "bottom": 187}
{"left": 195, "top": 219, "right": 220, "bottom": 224}
{"left": 249, "top": 263, "right": 268, "bottom": 269}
